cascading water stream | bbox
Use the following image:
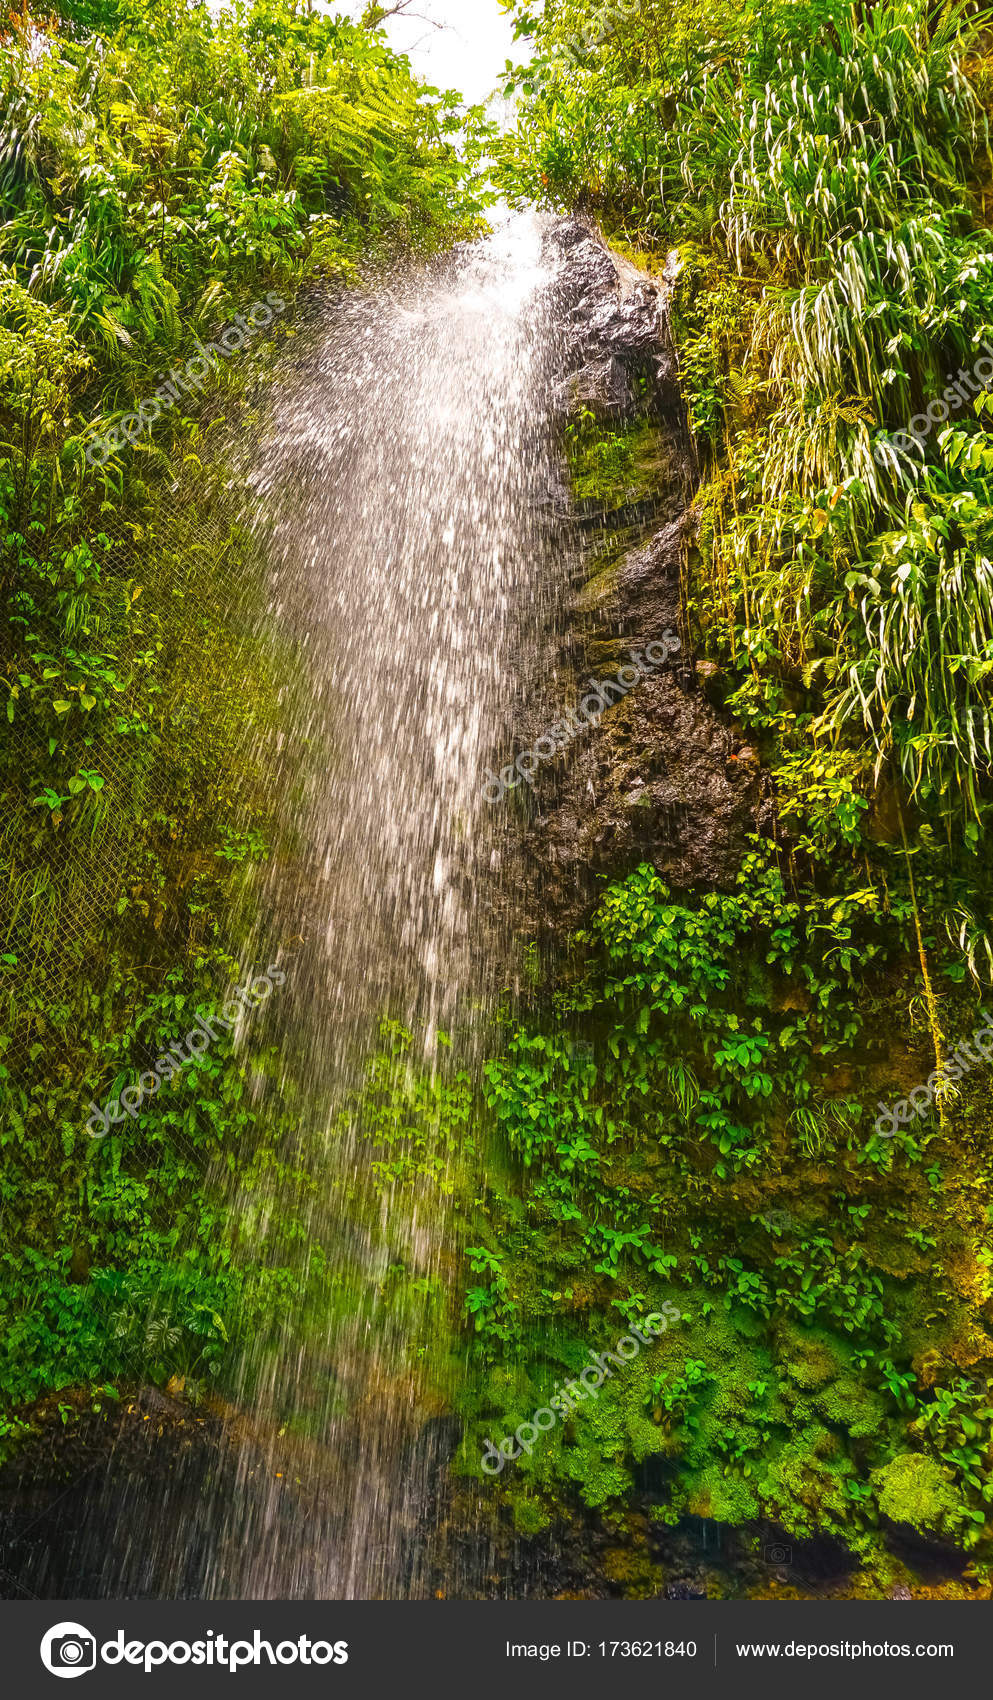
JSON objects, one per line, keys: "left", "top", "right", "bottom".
{"left": 201, "top": 214, "right": 574, "bottom": 1598}
{"left": 1, "top": 213, "right": 696, "bottom": 1605}
{"left": 0, "top": 215, "right": 586, "bottom": 1603}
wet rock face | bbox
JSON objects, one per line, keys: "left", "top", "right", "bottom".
{"left": 0, "top": 1394, "right": 233, "bottom": 1599}
{"left": 542, "top": 217, "right": 676, "bottom": 418}
{"left": 515, "top": 221, "right": 768, "bottom": 943}
{"left": 540, "top": 674, "right": 765, "bottom": 918}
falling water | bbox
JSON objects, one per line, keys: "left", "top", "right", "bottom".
{"left": 197, "top": 214, "right": 574, "bottom": 1598}
{"left": 0, "top": 215, "right": 581, "bottom": 1602}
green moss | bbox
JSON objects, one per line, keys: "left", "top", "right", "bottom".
{"left": 565, "top": 413, "right": 667, "bottom": 510}
{"left": 778, "top": 1326, "right": 847, "bottom": 1392}
{"left": 576, "top": 558, "right": 622, "bottom": 613}
{"left": 685, "top": 1465, "right": 760, "bottom": 1525}
{"left": 601, "top": 1541, "right": 665, "bottom": 1596}
{"left": 814, "top": 1375, "right": 887, "bottom": 1439}
{"left": 507, "top": 1490, "right": 554, "bottom": 1538}
{"left": 872, "top": 1452, "right": 961, "bottom": 1536}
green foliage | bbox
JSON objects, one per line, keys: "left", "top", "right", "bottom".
{"left": 0, "top": 0, "right": 482, "bottom": 1428}
{"left": 498, "top": 0, "right": 993, "bottom": 944}
{"left": 457, "top": 847, "right": 993, "bottom": 1567}
{"left": 486, "top": 6, "right": 993, "bottom": 1573}
{"left": 466, "top": 1244, "right": 520, "bottom": 1356}
{"left": 339, "top": 1018, "right": 474, "bottom": 1197}
{"left": 565, "top": 411, "right": 662, "bottom": 506}
{"left": 0, "top": 947, "right": 317, "bottom": 1422}
{"left": 2, "top": 0, "right": 484, "bottom": 351}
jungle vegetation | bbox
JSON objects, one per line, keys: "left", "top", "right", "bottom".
{"left": 444, "top": 0, "right": 993, "bottom": 1591}
{"left": 3, "top": 0, "right": 993, "bottom": 1601}
{"left": 0, "top": 0, "right": 483, "bottom": 1446}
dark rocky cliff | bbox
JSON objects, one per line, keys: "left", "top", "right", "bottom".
{"left": 510, "top": 219, "right": 768, "bottom": 945}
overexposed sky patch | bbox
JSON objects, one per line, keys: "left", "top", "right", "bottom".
{"left": 339, "top": 0, "right": 522, "bottom": 106}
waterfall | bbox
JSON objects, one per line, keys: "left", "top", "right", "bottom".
{"left": 199, "top": 214, "right": 571, "bottom": 1598}
{"left": 0, "top": 214, "right": 700, "bottom": 1604}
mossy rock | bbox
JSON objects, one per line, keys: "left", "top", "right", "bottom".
{"left": 576, "top": 559, "right": 621, "bottom": 612}
{"left": 508, "top": 1490, "right": 553, "bottom": 1538}
{"left": 686, "top": 1463, "right": 760, "bottom": 1524}
{"left": 872, "top": 1452, "right": 961, "bottom": 1537}
{"left": 601, "top": 1543, "right": 665, "bottom": 1596}
{"left": 813, "top": 1374, "right": 887, "bottom": 1438}
{"left": 777, "top": 1324, "right": 849, "bottom": 1391}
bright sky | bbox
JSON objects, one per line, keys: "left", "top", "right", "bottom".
{"left": 339, "top": 0, "right": 522, "bottom": 106}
